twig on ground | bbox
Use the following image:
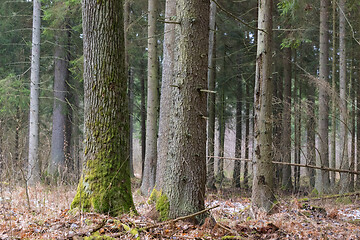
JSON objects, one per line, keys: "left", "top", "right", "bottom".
{"left": 141, "top": 204, "right": 220, "bottom": 231}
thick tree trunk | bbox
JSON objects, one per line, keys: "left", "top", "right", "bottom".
{"left": 317, "top": 0, "right": 330, "bottom": 193}
{"left": 49, "top": 35, "right": 69, "bottom": 180}
{"left": 338, "top": 0, "right": 349, "bottom": 193}
{"left": 28, "top": 0, "right": 41, "bottom": 185}
{"left": 251, "top": 0, "right": 275, "bottom": 212}
{"left": 281, "top": 47, "right": 292, "bottom": 191}
{"left": 206, "top": 1, "right": 217, "bottom": 190}
{"left": 163, "top": 0, "right": 209, "bottom": 221}
{"left": 156, "top": 0, "right": 175, "bottom": 190}
{"left": 141, "top": 0, "right": 159, "bottom": 195}
{"left": 71, "top": 0, "right": 135, "bottom": 215}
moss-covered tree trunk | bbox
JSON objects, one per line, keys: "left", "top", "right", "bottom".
{"left": 71, "top": 0, "right": 135, "bottom": 215}
{"left": 162, "top": 0, "right": 209, "bottom": 222}
{"left": 251, "top": 0, "right": 275, "bottom": 212}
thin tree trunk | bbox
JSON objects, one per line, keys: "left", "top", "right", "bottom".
{"left": 141, "top": 0, "right": 159, "bottom": 195}
{"left": 156, "top": 0, "right": 176, "bottom": 190}
{"left": 317, "top": 0, "right": 330, "bottom": 193}
{"left": 306, "top": 82, "right": 316, "bottom": 188}
{"left": 330, "top": 0, "right": 337, "bottom": 188}
{"left": 281, "top": 46, "right": 292, "bottom": 191}
{"left": 294, "top": 51, "right": 301, "bottom": 192}
{"left": 338, "top": 0, "right": 349, "bottom": 193}
{"left": 349, "top": 51, "right": 355, "bottom": 192}
{"left": 28, "top": 0, "right": 41, "bottom": 185}
{"left": 251, "top": 0, "right": 275, "bottom": 212}
{"left": 244, "top": 81, "right": 250, "bottom": 189}
{"left": 206, "top": 1, "right": 217, "bottom": 190}
{"left": 233, "top": 72, "right": 242, "bottom": 188}
{"left": 140, "top": 61, "right": 146, "bottom": 182}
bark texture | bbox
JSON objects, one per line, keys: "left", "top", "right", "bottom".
{"left": 317, "top": 0, "right": 330, "bottom": 193}
{"left": 163, "top": 0, "right": 209, "bottom": 221}
{"left": 206, "top": 1, "right": 217, "bottom": 190}
{"left": 49, "top": 35, "right": 69, "bottom": 179}
{"left": 338, "top": 0, "right": 349, "bottom": 193}
{"left": 28, "top": 0, "right": 41, "bottom": 185}
{"left": 281, "top": 47, "right": 292, "bottom": 191}
{"left": 251, "top": 0, "right": 275, "bottom": 212}
{"left": 71, "top": 0, "right": 134, "bottom": 215}
{"left": 141, "top": 0, "right": 159, "bottom": 195}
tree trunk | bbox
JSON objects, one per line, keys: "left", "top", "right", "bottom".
{"left": 306, "top": 82, "right": 316, "bottom": 188}
{"left": 28, "top": 0, "right": 41, "bottom": 185}
{"left": 156, "top": 0, "right": 175, "bottom": 190}
{"left": 330, "top": 0, "right": 337, "bottom": 188}
{"left": 244, "top": 80, "right": 250, "bottom": 189}
{"left": 281, "top": 46, "right": 292, "bottom": 191}
{"left": 140, "top": 61, "right": 146, "bottom": 182}
{"left": 294, "top": 51, "right": 301, "bottom": 192}
{"left": 71, "top": 0, "right": 135, "bottom": 215}
{"left": 317, "top": 0, "right": 330, "bottom": 193}
{"left": 232, "top": 72, "right": 242, "bottom": 188}
{"left": 349, "top": 57, "right": 355, "bottom": 192}
{"left": 163, "top": 0, "right": 209, "bottom": 222}
{"left": 338, "top": 0, "right": 349, "bottom": 193}
{"left": 141, "top": 0, "right": 159, "bottom": 195}
{"left": 128, "top": 68, "right": 134, "bottom": 177}
{"left": 49, "top": 35, "right": 69, "bottom": 180}
{"left": 251, "top": 0, "right": 275, "bottom": 212}
{"left": 206, "top": 1, "right": 217, "bottom": 190}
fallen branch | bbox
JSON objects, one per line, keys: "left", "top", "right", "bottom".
{"left": 141, "top": 204, "right": 220, "bottom": 231}
{"left": 298, "top": 191, "right": 360, "bottom": 202}
{"left": 208, "top": 156, "right": 360, "bottom": 175}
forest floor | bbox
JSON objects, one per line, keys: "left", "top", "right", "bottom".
{"left": 0, "top": 181, "right": 359, "bottom": 239}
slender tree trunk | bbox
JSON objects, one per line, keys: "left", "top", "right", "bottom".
{"left": 281, "top": 47, "right": 292, "bottom": 191}
{"left": 49, "top": 35, "right": 69, "bottom": 180}
{"left": 244, "top": 81, "right": 250, "bottom": 189}
{"left": 140, "top": 61, "right": 146, "bottom": 181}
{"left": 306, "top": 83, "right": 316, "bottom": 188}
{"left": 317, "top": 0, "right": 330, "bottom": 193}
{"left": 28, "top": 0, "right": 41, "bottom": 185}
{"left": 330, "top": 0, "right": 337, "bottom": 188}
{"left": 357, "top": 41, "right": 360, "bottom": 190}
{"left": 163, "top": 0, "right": 209, "bottom": 221}
{"left": 206, "top": 1, "right": 217, "bottom": 190}
{"left": 233, "top": 72, "right": 242, "bottom": 188}
{"left": 71, "top": 0, "right": 135, "bottom": 215}
{"left": 124, "top": 0, "right": 134, "bottom": 178}
{"left": 338, "top": 0, "right": 349, "bottom": 193}
{"left": 141, "top": 0, "right": 159, "bottom": 195}
{"left": 156, "top": 0, "right": 176, "bottom": 190}
{"left": 251, "top": 0, "right": 275, "bottom": 212}
{"left": 294, "top": 51, "right": 301, "bottom": 192}
{"left": 349, "top": 59, "right": 355, "bottom": 192}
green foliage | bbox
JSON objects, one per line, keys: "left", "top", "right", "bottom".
{"left": 156, "top": 193, "right": 170, "bottom": 222}
{"left": 278, "top": 0, "right": 300, "bottom": 17}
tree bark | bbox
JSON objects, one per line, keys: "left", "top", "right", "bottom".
{"left": 71, "top": 0, "right": 135, "bottom": 215}
{"left": 156, "top": 0, "right": 176, "bottom": 190}
{"left": 251, "top": 0, "right": 275, "bottom": 212}
{"left": 306, "top": 82, "right": 316, "bottom": 188}
{"left": 281, "top": 46, "right": 292, "bottom": 191}
{"left": 317, "top": 0, "right": 330, "bottom": 193}
{"left": 141, "top": 0, "right": 159, "bottom": 195}
{"left": 330, "top": 0, "right": 337, "bottom": 188}
{"left": 338, "top": 0, "right": 349, "bottom": 193}
{"left": 206, "top": 1, "right": 217, "bottom": 190}
{"left": 49, "top": 35, "right": 69, "bottom": 180}
{"left": 163, "top": 0, "right": 209, "bottom": 222}
{"left": 233, "top": 72, "right": 242, "bottom": 188}
{"left": 28, "top": 0, "right": 41, "bottom": 185}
